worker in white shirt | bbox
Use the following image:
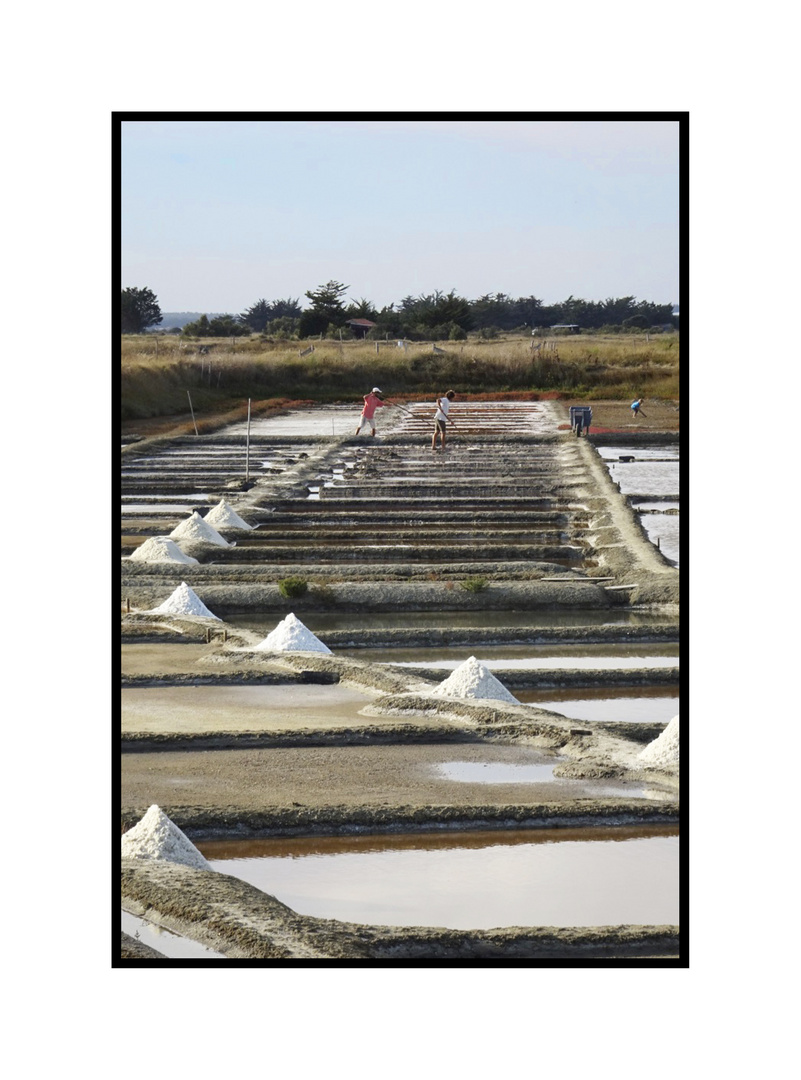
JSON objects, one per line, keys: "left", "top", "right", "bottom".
{"left": 432, "top": 390, "right": 456, "bottom": 452}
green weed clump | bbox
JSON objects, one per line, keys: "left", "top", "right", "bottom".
{"left": 278, "top": 576, "right": 308, "bottom": 599}
{"left": 460, "top": 576, "right": 489, "bottom": 593}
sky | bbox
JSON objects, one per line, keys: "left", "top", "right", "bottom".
{"left": 121, "top": 117, "right": 680, "bottom": 314}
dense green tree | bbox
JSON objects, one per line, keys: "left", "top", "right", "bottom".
{"left": 304, "top": 280, "right": 349, "bottom": 326}
{"left": 182, "top": 314, "right": 250, "bottom": 337}
{"left": 344, "top": 297, "right": 378, "bottom": 321}
{"left": 471, "top": 292, "right": 543, "bottom": 331}
{"left": 241, "top": 297, "right": 303, "bottom": 331}
{"left": 367, "top": 305, "right": 403, "bottom": 338}
{"left": 263, "top": 316, "right": 299, "bottom": 337}
{"left": 240, "top": 299, "right": 272, "bottom": 332}
{"left": 269, "top": 297, "right": 302, "bottom": 320}
{"left": 121, "top": 286, "right": 162, "bottom": 333}
{"left": 622, "top": 314, "right": 649, "bottom": 330}
{"left": 297, "top": 309, "right": 330, "bottom": 338}
{"left": 397, "top": 290, "right": 472, "bottom": 332}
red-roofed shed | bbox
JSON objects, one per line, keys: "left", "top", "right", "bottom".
{"left": 346, "top": 318, "right": 377, "bottom": 339}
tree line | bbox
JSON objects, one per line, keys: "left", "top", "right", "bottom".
{"left": 121, "top": 281, "right": 677, "bottom": 338}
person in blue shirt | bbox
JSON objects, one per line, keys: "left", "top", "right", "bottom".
{"left": 631, "top": 397, "right": 646, "bottom": 418}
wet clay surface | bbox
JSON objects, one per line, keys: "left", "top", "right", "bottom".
{"left": 120, "top": 740, "right": 663, "bottom": 816}
{"left": 121, "top": 683, "right": 383, "bottom": 734}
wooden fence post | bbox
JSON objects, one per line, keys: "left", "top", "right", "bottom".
{"left": 187, "top": 391, "right": 199, "bottom": 435}
{"left": 246, "top": 398, "right": 251, "bottom": 481}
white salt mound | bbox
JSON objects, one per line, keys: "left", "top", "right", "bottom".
{"left": 204, "top": 499, "right": 254, "bottom": 530}
{"left": 170, "top": 511, "right": 231, "bottom": 547}
{"left": 254, "top": 612, "right": 332, "bottom": 653}
{"left": 431, "top": 656, "right": 518, "bottom": 703}
{"left": 639, "top": 714, "right": 680, "bottom": 769}
{"left": 128, "top": 536, "right": 199, "bottom": 565}
{"left": 149, "top": 581, "right": 221, "bottom": 620}
{"left": 121, "top": 805, "right": 211, "bottom": 870}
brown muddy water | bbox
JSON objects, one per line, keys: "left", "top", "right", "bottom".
{"left": 198, "top": 826, "right": 680, "bottom": 929}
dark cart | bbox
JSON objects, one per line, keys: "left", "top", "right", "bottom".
{"left": 569, "top": 406, "right": 592, "bottom": 436}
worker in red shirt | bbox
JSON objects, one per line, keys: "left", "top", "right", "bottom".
{"left": 355, "top": 387, "right": 388, "bottom": 436}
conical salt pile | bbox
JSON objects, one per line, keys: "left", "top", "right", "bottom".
{"left": 149, "top": 581, "right": 221, "bottom": 619}
{"left": 128, "top": 537, "right": 199, "bottom": 565}
{"left": 121, "top": 805, "right": 211, "bottom": 870}
{"left": 253, "top": 612, "right": 332, "bottom": 653}
{"left": 430, "top": 656, "right": 518, "bottom": 703}
{"left": 170, "top": 511, "right": 231, "bottom": 547}
{"left": 639, "top": 714, "right": 680, "bottom": 769}
{"left": 204, "top": 499, "right": 254, "bottom": 531}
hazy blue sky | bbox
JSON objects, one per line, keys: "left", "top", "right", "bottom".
{"left": 121, "top": 117, "right": 680, "bottom": 313}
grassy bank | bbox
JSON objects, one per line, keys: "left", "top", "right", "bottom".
{"left": 121, "top": 332, "right": 679, "bottom": 423}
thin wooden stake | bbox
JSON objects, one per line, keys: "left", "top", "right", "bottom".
{"left": 245, "top": 398, "right": 252, "bottom": 481}
{"left": 187, "top": 391, "right": 199, "bottom": 435}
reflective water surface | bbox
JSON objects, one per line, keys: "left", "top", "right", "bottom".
{"left": 121, "top": 910, "right": 225, "bottom": 959}
{"left": 517, "top": 685, "right": 679, "bottom": 723}
{"left": 372, "top": 648, "right": 679, "bottom": 670}
{"left": 597, "top": 444, "right": 681, "bottom": 565}
{"left": 121, "top": 683, "right": 376, "bottom": 733}
{"left": 433, "top": 760, "right": 647, "bottom": 797}
{"left": 225, "top": 610, "right": 678, "bottom": 633}
{"left": 200, "top": 826, "right": 680, "bottom": 929}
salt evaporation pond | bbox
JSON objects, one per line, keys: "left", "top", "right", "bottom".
{"left": 225, "top": 609, "right": 678, "bottom": 634}
{"left": 200, "top": 826, "right": 679, "bottom": 929}
{"left": 632, "top": 509, "right": 680, "bottom": 565}
{"left": 121, "top": 684, "right": 376, "bottom": 734}
{"left": 344, "top": 642, "right": 679, "bottom": 669}
{"left": 222, "top": 406, "right": 366, "bottom": 437}
{"left": 433, "top": 761, "right": 647, "bottom": 797}
{"left": 515, "top": 686, "right": 680, "bottom": 723}
{"left": 121, "top": 504, "right": 212, "bottom": 515}
{"left": 121, "top": 910, "right": 225, "bottom": 959}
{"left": 597, "top": 445, "right": 680, "bottom": 564}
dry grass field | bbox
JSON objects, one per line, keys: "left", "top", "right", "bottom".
{"left": 121, "top": 331, "right": 679, "bottom": 428}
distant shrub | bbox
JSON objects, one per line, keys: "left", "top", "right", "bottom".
{"left": 460, "top": 576, "right": 489, "bottom": 592}
{"left": 278, "top": 576, "right": 308, "bottom": 599}
{"left": 297, "top": 310, "right": 328, "bottom": 338}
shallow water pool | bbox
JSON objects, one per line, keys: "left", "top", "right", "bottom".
{"left": 225, "top": 610, "right": 678, "bottom": 634}
{"left": 200, "top": 826, "right": 680, "bottom": 929}
{"left": 516, "top": 686, "right": 679, "bottom": 724}
{"left": 346, "top": 642, "right": 679, "bottom": 670}
{"left": 433, "top": 760, "right": 647, "bottom": 797}
{"left": 121, "top": 683, "right": 377, "bottom": 734}
{"left": 121, "top": 910, "right": 225, "bottom": 959}
{"left": 597, "top": 445, "right": 681, "bottom": 565}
